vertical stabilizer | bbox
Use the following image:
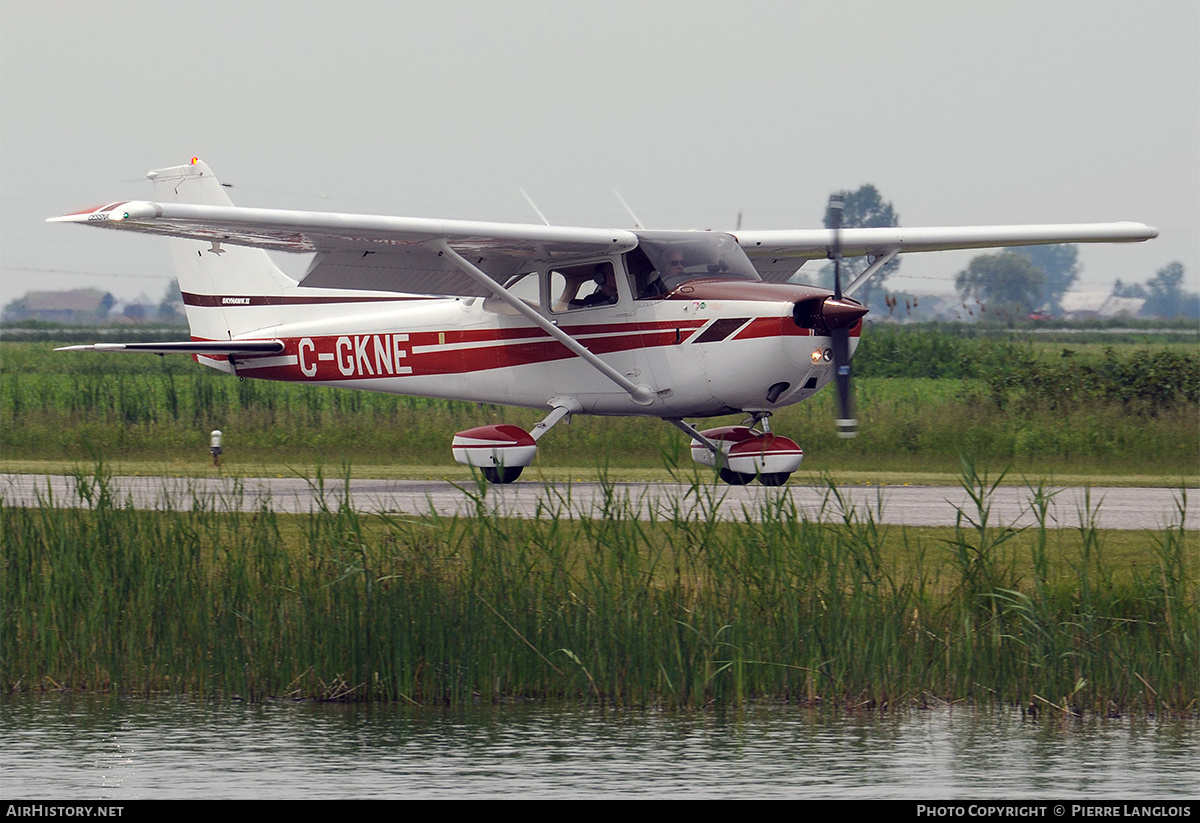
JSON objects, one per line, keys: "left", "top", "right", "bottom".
{"left": 147, "top": 160, "right": 296, "bottom": 340}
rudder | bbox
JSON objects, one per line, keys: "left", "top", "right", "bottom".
{"left": 148, "top": 159, "right": 296, "bottom": 340}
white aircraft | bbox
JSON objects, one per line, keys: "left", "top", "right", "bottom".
{"left": 52, "top": 159, "right": 1156, "bottom": 484}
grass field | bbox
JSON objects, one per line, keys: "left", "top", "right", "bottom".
{"left": 2, "top": 335, "right": 1197, "bottom": 479}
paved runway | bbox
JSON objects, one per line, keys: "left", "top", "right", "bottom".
{"left": 1, "top": 474, "right": 1193, "bottom": 530}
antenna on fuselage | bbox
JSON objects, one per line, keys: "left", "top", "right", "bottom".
{"left": 520, "top": 189, "right": 551, "bottom": 226}
{"left": 614, "top": 191, "right": 645, "bottom": 230}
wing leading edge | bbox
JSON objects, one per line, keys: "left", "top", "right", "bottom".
{"left": 735, "top": 223, "right": 1158, "bottom": 282}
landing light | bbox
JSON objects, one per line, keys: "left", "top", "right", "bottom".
{"left": 811, "top": 348, "right": 823, "bottom": 364}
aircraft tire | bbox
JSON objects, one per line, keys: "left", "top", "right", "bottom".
{"left": 719, "top": 469, "right": 754, "bottom": 486}
{"left": 482, "top": 466, "right": 524, "bottom": 484}
{"left": 758, "top": 472, "right": 791, "bottom": 487}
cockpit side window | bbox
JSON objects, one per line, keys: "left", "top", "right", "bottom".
{"left": 482, "top": 271, "right": 540, "bottom": 315}
{"left": 624, "top": 248, "right": 667, "bottom": 299}
{"left": 551, "top": 261, "right": 620, "bottom": 312}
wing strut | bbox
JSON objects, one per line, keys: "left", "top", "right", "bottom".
{"left": 432, "top": 241, "right": 656, "bottom": 406}
{"left": 666, "top": 418, "right": 720, "bottom": 455}
{"left": 843, "top": 248, "right": 899, "bottom": 298}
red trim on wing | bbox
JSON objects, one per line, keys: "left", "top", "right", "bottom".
{"left": 58, "top": 202, "right": 130, "bottom": 217}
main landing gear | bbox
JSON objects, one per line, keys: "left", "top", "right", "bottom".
{"left": 453, "top": 404, "right": 802, "bottom": 487}
{"left": 481, "top": 466, "right": 525, "bottom": 484}
{"left": 451, "top": 400, "right": 580, "bottom": 484}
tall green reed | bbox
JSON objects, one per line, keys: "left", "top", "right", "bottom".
{"left": 2, "top": 464, "right": 1194, "bottom": 713}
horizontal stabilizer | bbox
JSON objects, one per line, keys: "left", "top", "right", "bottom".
{"left": 55, "top": 340, "right": 285, "bottom": 356}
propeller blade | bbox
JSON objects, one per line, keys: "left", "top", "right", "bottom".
{"left": 829, "top": 196, "right": 844, "bottom": 301}
{"left": 831, "top": 325, "right": 857, "bottom": 438}
{"left": 826, "top": 196, "right": 857, "bottom": 438}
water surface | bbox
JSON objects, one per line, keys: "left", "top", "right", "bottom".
{"left": 2, "top": 695, "right": 1196, "bottom": 799}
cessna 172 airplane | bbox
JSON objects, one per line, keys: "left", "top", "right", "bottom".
{"left": 52, "top": 159, "right": 1156, "bottom": 484}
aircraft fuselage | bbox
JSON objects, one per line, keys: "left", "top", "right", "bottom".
{"left": 204, "top": 278, "right": 857, "bottom": 418}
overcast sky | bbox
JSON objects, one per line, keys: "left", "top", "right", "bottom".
{"left": 2, "top": 0, "right": 1196, "bottom": 308}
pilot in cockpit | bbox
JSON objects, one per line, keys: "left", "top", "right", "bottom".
{"left": 662, "top": 250, "right": 687, "bottom": 279}
{"left": 630, "top": 252, "right": 674, "bottom": 298}
{"left": 569, "top": 263, "right": 619, "bottom": 308}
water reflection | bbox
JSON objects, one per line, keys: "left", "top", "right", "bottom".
{"left": 2, "top": 695, "right": 1196, "bottom": 799}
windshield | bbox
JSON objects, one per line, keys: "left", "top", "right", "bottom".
{"left": 629, "top": 232, "right": 761, "bottom": 296}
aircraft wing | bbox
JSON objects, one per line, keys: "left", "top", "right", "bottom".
{"left": 52, "top": 197, "right": 1156, "bottom": 292}
{"left": 50, "top": 202, "right": 640, "bottom": 297}
{"left": 734, "top": 223, "right": 1159, "bottom": 282}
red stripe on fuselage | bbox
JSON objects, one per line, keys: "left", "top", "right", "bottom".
{"left": 733, "top": 317, "right": 813, "bottom": 340}
{"left": 208, "top": 315, "right": 798, "bottom": 382}
{"left": 181, "top": 292, "right": 433, "bottom": 307}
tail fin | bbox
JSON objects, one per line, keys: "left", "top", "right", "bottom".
{"left": 147, "top": 160, "right": 296, "bottom": 340}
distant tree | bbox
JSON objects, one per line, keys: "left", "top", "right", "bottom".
{"left": 158, "top": 279, "right": 184, "bottom": 323}
{"left": 1010, "top": 244, "right": 1079, "bottom": 315}
{"left": 97, "top": 292, "right": 116, "bottom": 319}
{"left": 1112, "top": 278, "right": 1147, "bottom": 299}
{"left": 818, "top": 184, "right": 901, "bottom": 307}
{"left": 1141, "top": 262, "right": 1199, "bottom": 319}
{"left": 955, "top": 252, "right": 1045, "bottom": 320}
{"left": 2, "top": 297, "right": 30, "bottom": 322}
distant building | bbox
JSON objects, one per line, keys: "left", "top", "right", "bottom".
{"left": 1058, "top": 292, "right": 1145, "bottom": 320}
{"left": 3, "top": 288, "right": 115, "bottom": 324}
{"left": 117, "top": 292, "right": 157, "bottom": 323}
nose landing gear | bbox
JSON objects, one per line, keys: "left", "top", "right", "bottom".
{"left": 671, "top": 414, "right": 803, "bottom": 486}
